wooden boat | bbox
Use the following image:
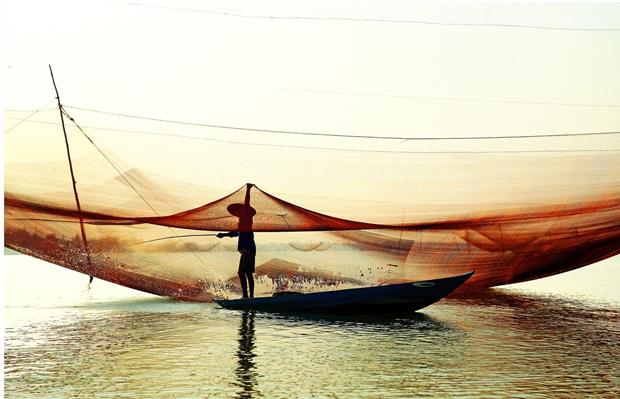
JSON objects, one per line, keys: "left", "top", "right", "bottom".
{"left": 214, "top": 271, "right": 474, "bottom": 313}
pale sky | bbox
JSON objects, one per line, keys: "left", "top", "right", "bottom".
{"left": 3, "top": 0, "right": 620, "bottom": 205}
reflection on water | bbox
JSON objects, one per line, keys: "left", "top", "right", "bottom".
{"left": 4, "top": 263, "right": 620, "bottom": 398}
{"left": 236, "top": 312, "right": 258, "bottom": 399}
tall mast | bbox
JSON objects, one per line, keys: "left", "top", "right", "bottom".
{"left": 48, "top": 65, "right": 92, "bottom": 271}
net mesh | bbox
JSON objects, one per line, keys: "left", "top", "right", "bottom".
{"left": 5, "top": 107, "right": 620, "bottom": 300}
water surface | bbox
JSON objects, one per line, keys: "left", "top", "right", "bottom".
{"left": 4, "top": 255, "right": 619, "bottom": 398}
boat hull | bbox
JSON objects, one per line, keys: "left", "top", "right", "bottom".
{"left": 214, "top": 271, "right": 474, "bottom": 313}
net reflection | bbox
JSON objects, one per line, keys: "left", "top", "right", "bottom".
{"left": 4, "top": 288, "right": 619, "bottom": 398}
{"left": 234, "top": 311, "right": 259, "bottom": 399}
{"left": 448, "top": 288, "right": 619, "bottom": 326}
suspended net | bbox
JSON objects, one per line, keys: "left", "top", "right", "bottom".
{"left": 4, "top": 106, "right": 620, "bottom": 300}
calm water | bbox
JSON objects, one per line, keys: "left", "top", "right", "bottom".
{"left": 4, "top": 254, "right": 620, "bottom": 398}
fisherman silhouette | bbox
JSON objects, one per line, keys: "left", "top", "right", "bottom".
{"left": 217, "top": 184, "right": 257, "bottom": 299}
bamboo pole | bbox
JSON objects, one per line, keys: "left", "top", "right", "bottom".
{"left": 48, "top": 65, "right": 93, "bottom": 280}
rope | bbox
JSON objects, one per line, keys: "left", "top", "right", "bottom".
{"left": 61, "top": 107, "right": 212, "bottom": 269}
{"left": 131, "top": 234, "right": 219, "bottom": 246}
{"left": 61, "top": 107, "right": 159, "bottom": 215}
{"left": 212, "top": 83, "right": 620, "bottom": 109}
{"left": 8, "top": 117, "right": 620, "bottom": 154}
{"left": 64, "top": 105, "right": 620, "bottom": 141}
{"left": 4, "top": 99, "right": 56, "bottom": 134}
{"left": 118, "top": 1, "right": 620, "bottom": 32}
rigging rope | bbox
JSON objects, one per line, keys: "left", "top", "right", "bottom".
{"left": 64, "top": 106, "right": 620, "bottom": 141}
{"left": 213, "top": 83, "right": 620, "bottom": 108}
{"left": 61, "top": 107, "right": 212, "bottom": 269}
{"left": 61, "top": 107, "right": 158, "bottom": 215}
{"left": 4, "top": 99, "right": 57, "bottom": 134}
{"left": 117, "top": 1, "right": 620, "bottom": 32}
{"left": 7, "top": 117, "right": 620, "bottom": 154}
{"left": 131, "top": 234, "right": 219, "bottom": 246}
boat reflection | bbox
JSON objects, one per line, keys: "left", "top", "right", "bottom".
{"left": 4, "top": 287, "right": 619, "bottom": 398}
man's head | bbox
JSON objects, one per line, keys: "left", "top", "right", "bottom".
{"left": 227, "top": 203, "right": 256, "bottom": 232}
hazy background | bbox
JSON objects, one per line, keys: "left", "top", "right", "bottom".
{"left": 4, "top": 0, "right": 620, "bottom": 201}
{"left": 5, "top": 0, "right": 620, "bottom": 137}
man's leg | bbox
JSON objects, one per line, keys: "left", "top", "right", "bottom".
{"left": 238, "top": 271, "right": 248, "bottom": 298}
{"left": 246, "top": 272, "right": 254, "bottom": 298}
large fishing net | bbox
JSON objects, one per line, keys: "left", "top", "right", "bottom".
{"left": 5, "top": 105, "right": 620, "bottom": 300}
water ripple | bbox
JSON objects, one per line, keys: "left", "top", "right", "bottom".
{"left": 4, "top": 288, "right": 620, "bottom": 398}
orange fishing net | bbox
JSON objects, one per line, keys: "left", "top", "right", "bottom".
{"left": 5, "top": 106, "right": 620, "bottom": 300}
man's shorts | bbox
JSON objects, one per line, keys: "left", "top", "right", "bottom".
{"left": 238, "top": 248, "right": 256, "bottom": 274}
